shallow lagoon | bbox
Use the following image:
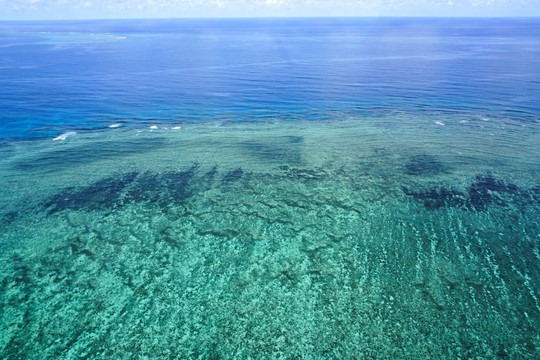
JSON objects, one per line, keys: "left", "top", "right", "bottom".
{"left": 1, "top": 110, "right": 539, "bottom": 358}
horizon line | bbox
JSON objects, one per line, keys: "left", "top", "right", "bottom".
{"left": 2, "top": 15, "right": 540, "bottom": 22}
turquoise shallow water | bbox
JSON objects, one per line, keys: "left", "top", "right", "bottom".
{"left": 1, "top": 110, "right": 539, "bottom": 358}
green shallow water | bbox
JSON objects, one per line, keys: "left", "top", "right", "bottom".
{"left": 1, "top": 112, "right": 539, "bottom": 359}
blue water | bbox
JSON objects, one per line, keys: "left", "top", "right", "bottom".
{"left": 1, "top": 18, "right": 540, "bottom": 359}
{"left": 1, "top": 18, "right": 539, "bottom": 139}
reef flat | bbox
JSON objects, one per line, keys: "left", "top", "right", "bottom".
{"left": 0, "top": 113, "right": 539, "bottom": 359}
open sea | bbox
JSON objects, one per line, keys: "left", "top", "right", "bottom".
{"left": 0, "top": 18, "right": 539, "bottom": 358}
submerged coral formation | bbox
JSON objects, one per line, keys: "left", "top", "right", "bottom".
{"left": 403, "top": 173, "right": 539, "bottom": 211}
{"left": 0, "top": 115, "right": 539, "bottom": 359}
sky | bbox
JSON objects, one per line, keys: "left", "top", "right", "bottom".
{"left": 0, "top": 0, "right": 539, "bottom": 20}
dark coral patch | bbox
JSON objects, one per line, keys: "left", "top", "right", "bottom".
{"left": 43, "top": 172, "right": 138, "bottom": 214}
{"left": 532, "top": 186, "right": 540, "bottom": 204}
{"left": 127, "top": 164, "right": 199, "bottom": 206}
{"left": 403, "top": 173, "right": 539, "bottom": 211}
{"left": 42, "top": 164, "right": 205, "bottom": 214}
{"left": 402, "top": 186, "right": 467, "bottom": 210}
{"left": 203, "top": 165, "right": 218, "bottom": 183}
{"left": 467, "top": 173, "right": 526, "bottom": 210}
{"left": 222, "top": 167, "right": 244, "bottom": 184}
{"left": 1, "top": 211, "right": 19, "bottom": 226}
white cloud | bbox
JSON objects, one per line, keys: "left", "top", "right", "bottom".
{"left": 471, "top": 0, "right": 495, "bottom": 6}
{"left": 260, "top": 0, "right": 286, "bottom": 6}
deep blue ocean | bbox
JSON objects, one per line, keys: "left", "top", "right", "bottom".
{"left": 1, "top": 18, "right": 540, "bottom": 359}
{"left": 1, "top": 18, "right": 539, "bottom": 138}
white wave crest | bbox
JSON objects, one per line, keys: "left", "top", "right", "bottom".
{"left": 53, "top": 131, "right": 77, "bottom": 141}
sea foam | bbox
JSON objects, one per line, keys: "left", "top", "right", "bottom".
{"left": 53, "top": 131, "right": 77, "bottom": 141}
